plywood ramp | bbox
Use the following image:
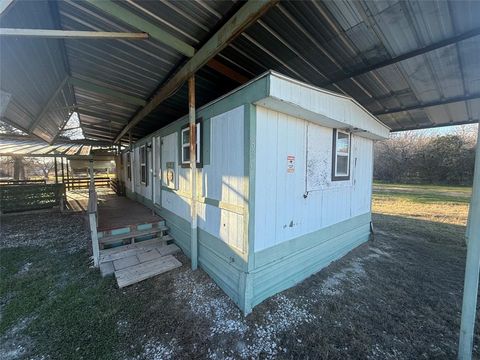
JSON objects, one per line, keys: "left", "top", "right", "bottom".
{"left": 115, "top": 255, "right": 182, "bottom": 288}
{"left": 98, "top": 239, "right": 182, "bottom": 287}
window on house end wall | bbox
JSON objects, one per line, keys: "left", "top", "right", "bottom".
{"left": 180, "top": 121, "right": 202, "bottom": 167}
{"left": 126, "top": 152, "right": 131, "bottom": 181}
{"left": 140, "top": 145, "right": 148, "bottom": 185}
{"left": 332, "top": 129, "right": 351, "bottom": 181}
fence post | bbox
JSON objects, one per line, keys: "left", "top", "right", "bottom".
{"left": 89, "top": 212, "right": 99, "bottom": 267}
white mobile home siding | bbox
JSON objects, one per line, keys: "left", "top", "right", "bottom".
{"left": 254, "top": 106, "right": 374, "bottom": 252}
{"left": 159, "top": 105, "right": 246, "bottom": 252}
{"left": 123, "top": 71, "right": 388, "bottom": 314}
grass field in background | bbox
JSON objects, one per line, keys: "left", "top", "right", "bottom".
{"left": 373, "top": 182, "right": 471, "bottom": 226}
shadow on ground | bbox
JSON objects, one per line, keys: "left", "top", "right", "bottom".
{"left": 0, "top": 212, "right": 478, "bottom": 359}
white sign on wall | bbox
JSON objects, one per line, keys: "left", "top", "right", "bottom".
{"left": 287, "top": 155, "right": 295, "bottom": 173}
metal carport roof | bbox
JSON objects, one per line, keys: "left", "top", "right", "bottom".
{"left": 0, "top": 0, "right": 479, "bottom": 143}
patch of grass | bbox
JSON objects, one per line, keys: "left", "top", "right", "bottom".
{"left": 0, "top": 246, "right": 133, "bottom": 359}
{"left": 373, "top": 182, "right": 471, "bottom": 227}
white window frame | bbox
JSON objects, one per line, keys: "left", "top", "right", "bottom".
{"left": 181, "top": 122, "right": 201, "bottom": 167}
{"left": 140, "top": 145, "right": 147, "bottom": 185}
{"left": 332, "top": 129, "right": 351, "bottom": 181}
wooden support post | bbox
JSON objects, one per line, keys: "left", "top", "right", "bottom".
{"left": 89, "top": 212, "right": 100, "bottom": 267}
{"left": 66, "top": 158, "right": 70, "bottom": 190}
{"left": 89, "top": 159, "right": 94, "bottom": 188}
{"left": 458, "top": 125, "right": 480, "bottom": 359}
{"left": 60, "top": 157, "right": 65, "bottom": 184}
{"left": 189, "top": 76, "right": 198, "bottom": 270}
{"left": 54, "top": 156, "right": 58, "bottom": 184}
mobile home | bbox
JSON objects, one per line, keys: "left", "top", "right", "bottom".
{"left": 122, "top": 71, "right": 390, "bottom": 314}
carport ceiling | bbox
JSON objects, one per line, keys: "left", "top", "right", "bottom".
{"left": 1, "top": 0, "right": 479, "bottom": 144}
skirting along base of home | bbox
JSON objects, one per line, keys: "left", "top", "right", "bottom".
{"left": 126, "top": 189, "right": 370, "bottom": 314}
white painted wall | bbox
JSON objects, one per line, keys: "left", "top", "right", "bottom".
{"left": 160, "top": 105, "right": 247, "bottom": 253}
{"left": 254, "top": 106, "right": 374, "bottom": 252}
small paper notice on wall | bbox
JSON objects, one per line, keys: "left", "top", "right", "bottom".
{"left": 287, "top": 155, "right": 295, "bottom": 173}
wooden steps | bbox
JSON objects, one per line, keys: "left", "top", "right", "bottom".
{"left": 96, "top": 216, "right": 181, "bottom": 287}
{"left": 99, "top": 225, "right": 169, "bottom": 248}
{"left": 98, "top": 238, "right": 182, "bottom": 287}
{"left": 116, "top": 255, "right": 182, "bottom": 288}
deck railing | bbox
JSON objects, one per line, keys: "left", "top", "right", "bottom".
{"left": 109, "top": 178, "right": 125, "bottom": 196}
{"left": 0, "top": 183, "right": 65, "bottom": 213}
{"left": 0, "top": 179, "right": 47, "bottom": 185}
{"left": 87, "top": 180, "right": 100, "bottom": 267}
{"left": 66, "top": 176, "right": 111, "bottom": 190}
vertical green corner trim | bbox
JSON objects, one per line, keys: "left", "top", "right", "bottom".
{"left": 239, "top": 103, "right": 257, "bottom": 314}
{"left": 246, "top": 104, "right": 256, "bottom": 272}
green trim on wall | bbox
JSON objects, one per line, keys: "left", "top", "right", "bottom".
{"left": 254, "top": 212, "right": 372, "bottom": 269}
{"left": 127, "top": 188, "right": 248, "bottom": 308}
{"left": 250, "top": 218, "right": 371, "bottom": 308}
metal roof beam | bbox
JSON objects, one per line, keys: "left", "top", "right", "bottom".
{"left": 69, "top": 77, "right": 147, "bottom": 107}
{"left": 328, "top": 27, "right": 480, "bottom": 85}
{"left": 29, "top": 76, "right": 69, "bottom": 133}
{"left": 114, "top": 0, "right": 278, "bottom": 143}
{"left": 374, "top": 93, "right": 480, "bottom": 115}
{"left": 86, "top": 0, "right": 195, "bottom": 57}
{"left": 0, "top": 28, "right": 149, "bottom": 39}
{"left": 0, "top": 0, "right": 14, "bottom": 16}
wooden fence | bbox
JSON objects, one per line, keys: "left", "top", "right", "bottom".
{"left": 65, "top": 176, "right": 110, "bottom": 190}
{"left": 0, "top": 183, "right": 65, "bottom": 213}
{"left": 0, "top": 179, "right": 46, "bottom": 185}
{"left": 109, "top": 178, "right": 125, "bottom": 196}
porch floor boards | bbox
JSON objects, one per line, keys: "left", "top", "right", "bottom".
{"left": 66, "top": 187, "right": 115, "bottom": 212}
{"left": 97, "top": 194, "right": 160, "bottom": 231}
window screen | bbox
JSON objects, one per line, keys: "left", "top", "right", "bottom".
{"left": 332, "top": 129, "right": 351, "bottom": 181}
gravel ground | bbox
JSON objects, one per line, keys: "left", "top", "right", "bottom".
{"left": 0, "top": 209, "right": 478, "bottom": 359}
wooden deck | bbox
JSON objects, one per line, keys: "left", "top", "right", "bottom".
{"left": 66, "top": 188, "right": 115, "bottom": 212}
{"left": 97, "top": 194, "right": 161, "bottom": 231}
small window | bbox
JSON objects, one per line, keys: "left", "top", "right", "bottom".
{"left": 180, "top": 121, "right": 202, "bottom": 167}
{"left": 126, "top": 152, "right": 131, "bottom": 181}
{"left": 332, "top": 129, "right": 351, "bottom": 181}
{"left": 140, "top": 145, "right": 148, "bottom": 185}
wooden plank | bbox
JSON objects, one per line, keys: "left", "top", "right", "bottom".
{"left": 98, "top": 237, "right": 168, "bottom": 262}
{"left": 99, "top": 226, "right": 168, "bottom": 245}
{"left": 113, "top": 254, "right": 140, "bottom": 270}
{"left": 137, "top": 248, "right": 162, "bottom": 262}
{"left": 115, "top": 255, "right": 182, "bottom": 288}
{"left": 158, "top": 244, "right": 181, "bottom": 257}
{"left": 0, "top": 28, "right": 149, "bottom": 39}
